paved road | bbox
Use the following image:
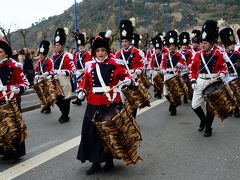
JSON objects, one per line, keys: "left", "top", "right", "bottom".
{"left": 1, "top": 91, "right": 240, "bottom": 180}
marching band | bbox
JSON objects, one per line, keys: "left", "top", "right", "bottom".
{"left": 1, "top": 13, "right": 240, "bottom": 177}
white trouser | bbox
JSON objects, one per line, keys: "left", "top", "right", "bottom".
{"left": 163, "top": 73, "right": 177, "bottom": 96}
{"left": 191, "top": 78, "right": 211, "bottom": 109}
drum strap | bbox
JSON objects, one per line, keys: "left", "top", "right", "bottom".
{"left": 0, "top": 78, "right": 8, "bottom": 101}
{"left": 154, "top": 53, "right": 160, "bottom": 69}
{"left": 200, "top": 52, "right": 213, "bottom": 75}
{"left": 96, "top": 63, "right": 116, "bottom": 102}
{"left": 223, "top": 51, "right": 238, "bottom": 76}
{"left": 168, "top": 52, "right": 177, "bottom": 73}
{"left": 121, "top": 49, "right": 133, "bottom": 74}
{"left": 78, "top": 52, "right": 85, "bottom": 69}
{"left": 58, "top": 53, "right": 67, "bottom": 71}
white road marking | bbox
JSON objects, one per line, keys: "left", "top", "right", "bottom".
{"left": 0, "top": 99, "right": 166, "bottom": 179}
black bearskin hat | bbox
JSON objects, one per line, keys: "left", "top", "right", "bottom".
{"left": 165, "top": 30, "right": 178, "bottom": 46}
{"left": 219, "top": 27, "right": 236, "bottom": 47}
{"left": 179, "top": 32, "right": 190, "bottom": 46}
{"left": 75, "top": 33, "right": 85, "bottom": 46}
{"left": 54, "top": 28, "right": 66, "bottom": 45}
{"left": 0, "top": 39, "right": 12, "bottom": 57}
{"left": 98, "top": 30, "right": 112, "bottom": 45}
{"left": 237, "top": 28, "right": 240, "bottom": 41}
{"left": 119, "top": 20, "right": 134, "bottom": 41}
{"left": 131, "top": 33, "right": 140, "bottom": 48}
{"left": 201, "top": 20, "right": 219, "bottom": 43}
{"left": 191, "top": 30, "right": 201, "bottom": 43}
{"left": 38, "top": 40, "right": 50, "bottom": 55}
{"left": 91, "top": 36, "right": 110, "bottom": 57}
{"left": 152, "top": 36, "right": 163, "bottom": 49}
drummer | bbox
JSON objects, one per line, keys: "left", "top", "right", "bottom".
{"left": 115, "top": 20, "right": 145, "bottom": 118}
{"left": 190, "top": 20, "right": 228, "bottom": 137}
{"left": 0, "top": 39, "right": 29, "bottom": 163}
{"left": 34, "top": 40, "right": 54, "bottom": 114}
{"left": 149, "top": 35, "right": 164, "bottom": 99}
{"left": 219, "top": 27, "right": 240, "bottom": 117}
{"left": 161, "top": 30, "right": 187, "bottom": 116}
{"left": 178, "top": 31, "right": 193, "bottom": 104}
{"left": 76, "top": 36, "right": 134, "bottom": 175}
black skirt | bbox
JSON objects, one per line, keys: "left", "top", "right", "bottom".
{"left": 77, "top": 104, "right": 113, "bottom": 163}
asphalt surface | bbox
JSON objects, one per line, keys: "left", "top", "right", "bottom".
{"left": 1, "top": 88, "right": 240, "bottom": 180}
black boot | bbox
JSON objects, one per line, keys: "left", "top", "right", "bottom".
{"left": 165, "top": 96, "right": 172, "bottom": 112}
{"left": 204, "top": 109, "right": 214, "bottom": 137}
{"left": 59, "top": 116, "right": 70, "bottom": 123}
{"left": 234, "top": 107, "right": 240, "bottom": 118}
{"left": 192, "top": 106, "right": 207, "bottom": 132}
{"left": 157, "top": 91, "right": 162, "bottom": 99}
{"left": 103, "top": 159, "right": 114, "bottom": 171}
{"left": 72, "top": 98, "right": 82, "bottom": 105}
{"left": 183, "top": 95, "right": 188, "bottom": 104}
{"left": 86, "top": 163, "right": 101, "bottom": 175}
{"left": 44, "top": 105, "right": 51, "bottom": 114}
{"left": 170, "top": 104, "right": 177, "bottom": 116}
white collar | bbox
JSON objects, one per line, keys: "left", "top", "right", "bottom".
{"left": 0, "top": 58, "right": 9, "bottom": 64}
{"left": 94, "top": 56, "right": 108, "bottom": 63}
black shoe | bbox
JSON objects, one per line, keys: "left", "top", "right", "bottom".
{"left": 154, "top": 93, "right": 158, "bottom": 98}
{"left": 234, "top": 109, "right": 240, "bottom": 118}
{"left": 58, "top": 116, "right": 63, "bottom": 122}
{"left": 86, "top": 163, "right": 101, "bottom": 175}
{"left": 1, "top": 155, "right": 10, "bottom": 161}
{"left": 45, "top": 109, "right": 51, "bottom": 114}
{"left": 103, "top": 161, "right": 114, "bottom": 171}
{"left": 198, "top": 122, "right": 206, "bottom": 132}
{"left": 59, "top": 116, "right": 70, "bottom": 123}
{"left": 8, "top": 157, "right": 20, "bottom": 164}
{"left": 204, "top": 128, "right": 212, "bottom": 137}
{"left": 183, "top": 96, "right": 188, "bottom": 104}
{"left": 40, "top": 108, "right": 46, "bottom": 113}
{"left": 170, "top": 108, "right": 176, "bottom": 116}
{"left": 72, "top": 98, "right": 82, "bottom": 105}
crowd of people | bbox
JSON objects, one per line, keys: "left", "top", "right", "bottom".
{"left": 1, "top": 18, "right": 240, "bottom": 176}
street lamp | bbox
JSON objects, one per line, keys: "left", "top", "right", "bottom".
{"left": 190, "top": 13, "right": 195, "bottom": 30}
{"left": 74, "top": 0, "right": 78, "bottom": 50}
{"left": 118, "top": 0, "right": 122, "bottom": 48}
{"left": 163, "top": 3, "right": 169, "bottom": 33}
{"left": 145, "top": 0, "right": 150, "bottom": 49}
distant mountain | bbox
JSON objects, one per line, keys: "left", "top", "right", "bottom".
{"left": 9, "top": 0, "right": 240, "bottom": 51}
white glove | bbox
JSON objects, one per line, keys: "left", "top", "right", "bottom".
{"left": 149, "top": 70, "right": 154, "bottom": 76}
{"left": 162, "top": 69, "right": 167, "bottom": 74}
{"left": 0, "top": 85, "right": 7, "bottom": 91}
{"left": 135, "top": 69, "right": 142, "bottom": 75}
{"left": 219, "top": 72, "right": 225, "bottom": 80}
{"left": 34, "top": 75, "right": 39, "bottom": 80}
{"left": 11, "top": 87, "right": 20, "bottom": 94}
{"left": 43, "top": 72, "right": 49, "bottom": 76}
{"left": 191, "top": 81, "right": 197, "bottom": 90}
{"left": 75, "top": 70, "right": 81, "bottom": 77}
{"left": 58, "top": 71, "right": 66, "bottom": 76}
{"left": 47, "top": 75, "right": 52, "bottom": 79}
{"left": 77, "top": 91, "right": 85, "bottom": 100}
{"left": 123, "top": 79, "right": 132, "bottom": 86}
{"left": 176, "top": 62, "right": 183, "bottom": 68}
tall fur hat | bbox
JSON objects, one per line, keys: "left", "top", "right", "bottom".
{"left": 0, "top": 39, "right": 12, "bottom": 57}
{"left": 54, "top": 28, "right": 66, "bottom": 45}
{"left": 131, "top": 33, "right": 140, "bottom": 48}
{"left": 38, "top": 40, "right": 50, "bottom": 55}
{"left": 219, "top": 27, "right": 236, "bottom": 47}
{"left": 179, "top": 32, "right": 190, "bottom": 46}
{"left": 165, "top": 30, "right": 178, "bottom": 46}
{"left": 75, "top": 33, "right": 85, "bottom": 46}
{"left": 119, "top": 20, "right": 134, "bottom": 41}
{"left": 191, "top": 30, "right": 201, "bottom": 43}
{"left": 91, "top": 36, "right": 110, "bottom": 57}
{"left": 152, "top": 36, "right": 163, "bottom": 49}
{"left": 98, "top": 29, "right": 112, "bottom": 45}
{"left": 201, "top": 20, "right": 219, "bottom": 43}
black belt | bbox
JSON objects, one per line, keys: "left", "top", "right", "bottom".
{"left": 199, "top": 77, "right": 211, "bottom": 80}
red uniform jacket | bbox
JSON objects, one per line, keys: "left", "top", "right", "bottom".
{"left": 190, "top": 49, "right": 228, "bottom": 81}
{"left": 78, "top": 58, "right": 132, "bottom": 105}
{"left": 0, "top": 59, "right": 29, "bottom": 101}
{"left": 52, "top": 52, "right": 75, "bottom": 76}
{"left": 73, "top": 50, "right": 92, "bottom": 70}
{"left": 35, "top": 58, "right": 54, "bottom": 75}
{"left": 115, "top": 46, "right": 144, "bottom": 71}
{"left": 161, "top": 51, "right": 187, "bottom": 73}
{"left": 150, "top": 53, "right": 163, "bottom": 70}
{"left": 180, "top": 49, "right": 193, "bottom": 67}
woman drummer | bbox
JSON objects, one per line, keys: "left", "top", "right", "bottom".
{"left": 34, "top": 40, "right": 54, "bottom": 114}
{"left": 76, "top": 36, "right": 134, "bottom": 175}
{"left": 0, "top": 39, "right": 29, "bottom": 163}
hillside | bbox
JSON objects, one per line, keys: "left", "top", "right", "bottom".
{"left": 8, "top": 0, "right": 240, "bottom": 50}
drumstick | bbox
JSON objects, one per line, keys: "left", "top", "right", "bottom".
{"left": 104, "top": 81, "right": 124, "bottom": 94}
{"left": 0, "top": 91, "right": 12, "bottom": 100}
